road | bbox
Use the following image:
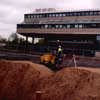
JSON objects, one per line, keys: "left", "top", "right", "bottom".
{"left": 0, "top": 51, "right": 40, "bottom": 63}
{"left": 0, "top": 51, "right": 100, "bottom": 68}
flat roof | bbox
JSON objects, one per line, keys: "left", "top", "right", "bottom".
{"left": 28, "top": 9, "right": 100, "bottom": 14}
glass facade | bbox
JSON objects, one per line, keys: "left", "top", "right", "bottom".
{"left": 17, "top": 23, "right": 100, "bottom": 29}
{"left": 17, "top": 10, "right": 100, "bottom": 56}
{"left": 25, "top": 11, "right": 100, "bottom": 19}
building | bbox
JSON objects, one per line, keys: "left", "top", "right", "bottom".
{"left": 17, "top": 9, "right": 100, "bottom": 56}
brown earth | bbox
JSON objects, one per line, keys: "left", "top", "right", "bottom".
{"left": 40, "top": 68, "right": 100, "bottom": 100}
{"left": 0, "top": 60, "right": 53, "bottom": 100}
{"left": 0, "top": 60, "right": 100, "bottom": 100}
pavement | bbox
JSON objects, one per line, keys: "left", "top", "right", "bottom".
{"left": 0, "top": 51, "right": 40, "bottom": 63}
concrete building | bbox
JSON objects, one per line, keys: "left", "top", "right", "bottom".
{"left": 17, "top": 9, "right": 100, "bottom": 56}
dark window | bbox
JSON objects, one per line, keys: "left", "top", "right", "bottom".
{"left": 34, "top": 15, "right": 36, "bottom": 18}
{"left": 46, "top": 14, "right": 49, "bottom": 17}
{"left": 25, "top": 15, "right": 28, "bottom": 18}
{"left": 90, "top": 11, "right": 93, "bottom": 15}
{"left": 94, "top": 12, "right": 97, "bottom": 15}
{"left": 77, "top": 13, "right": 81, "bottom": 16}
{"left": 69, "top": 13, "right": 73, "bottom": 16}
{"left": 66, "top": 12, "right": 69, "bottom": 16}
{"left": 31, "top": 15, "right": 33, "bottom": 18}
{"left": 73, "top": 12, "right": 77, "bottom": 16}
{"left": 48, "top": 25, "right": 52, "bottom": 28}
{"left": 85, "top": 12, "right": 89, "bottom": 16}
{"left": 98, "top": 12, "right": 100, "bottom": 15}
{"left": 81, "top": 12, "right": 85, "bottom": 16}
{"left": 28, "top": 15, "right": 31, "bottom": 18}
{"left": 91, "top": 24, "right": 96, "bottom": 28}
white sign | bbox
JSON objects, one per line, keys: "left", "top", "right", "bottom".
{"left": 35, "top": 8, "right": 56, "bottom": 13}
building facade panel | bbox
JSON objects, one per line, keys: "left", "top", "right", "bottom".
{"left": 17, "top": 28, "right": 100, "bottom": 35}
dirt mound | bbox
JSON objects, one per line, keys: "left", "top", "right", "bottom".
{"left": 40, "top": 68, "right": 100, "bottom": 100}
{"left": 0, "top": 60, "right": 100, "bottom": 100}
{"left": 0, "top": 60, "right": 53, "bottom": 100}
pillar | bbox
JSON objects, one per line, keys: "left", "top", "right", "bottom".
{"left": 25, "top": 36, "right": 28, "bottom": 51}
{"left": 26, "top": 36, "right": 28, "bottom": 43}
{"left": 32, "top": 37, "right": 34, "bottom": 44}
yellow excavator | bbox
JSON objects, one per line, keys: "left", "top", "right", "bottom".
{"left": 40, "top": 46, "right": 64, "bottom": 70}
{"left": 40, "top": 53, "right": 56, "bottom": 65}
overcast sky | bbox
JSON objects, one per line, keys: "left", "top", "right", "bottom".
{"left": 0, "top": 0, "right": 100, "bottom": 38}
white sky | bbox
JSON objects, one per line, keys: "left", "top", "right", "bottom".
{"left": 0, "top": 0, "right": 100, "bottom": 38}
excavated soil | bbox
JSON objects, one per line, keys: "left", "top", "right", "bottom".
{"left": 40, "top": 68, "right": 100, "bottom": 100}
{"left": 0, "top": 60, "right": 100, "bottom": 100}
{"left": 0, "top": 60, "right": 53, "bottom": 100}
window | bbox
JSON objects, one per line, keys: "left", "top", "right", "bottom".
{"left": 91, "top": 24, "right": 96, "bottom": 28}
{"left": 25, "top": 15, "right": 28, "bottom": 18}
{"left": 66, "top": 13, "right": 69, "bottom": 16}
{"left": 79, "top": 24, "right": 82, "bottom": 28}
{"left": 34, "top": 15, "right": 36, "bottom": 18}
{"left": 94, "top": 12, "right": 97, "bottom": 15}
{"left": 56, "top": 25, "right": 59, "bottom": 28}
{"left": 75, "top": 24, "right": 78, "bottom": 28}
{"left": 40, "top": 15, "right": 43, "bottom": 18}
{"left": 70, "top": 24, "right": 74, "bottom": 28}
{"left": 90, "top": 12, "right": 93, "bottom": 15}
{"left": 63, "top": 25, "right": 66, "bottom": 28}
{"left": 81, "top": 12, "right": 85, "bottom": 16}
{"left": 52, "top": 14, "right": 55, "bottom": 17}
{"left": 74, "top": 13, "right": 77, "bottom": 16}
{"left": 69, "top": 13, "right": 72, "bottom": 16}
{"left": 31, "top": 15, "right": 33, "bottom": 18}
{"left": 97, "top": 12, "right": 100, "bottom": 15}
{"left": 45, "top": 25, "right": 48, "bottom": 28}
{"left": 49, "top": 14, "right": 52, "bottom": 17}
{"left": 60, "top": 14, "right": 62, "bottom": 17}
{"left": 56, "top": 14, "right": 59, "bottom": 17}
{"left": 67, "top": 25, "right": 70, "bottom": 28}
{"left": 63, "top": 14, "right": 66, "bottom": 17}
{"left": 48, "top": 25, "right": 52, "bottom": 28}
{"left": 39, "top": 15, "right": 41, "bottom": 18}
{"left": 77, "top": 13, "right": 81, "bottom": 16}
{"left": 41, "top": 25, "right": 44, "bottom": 28}
{"left": 98, "top": 12, "right": 100, "bottom": 15}
{"left": 85, "top": 12, "right": 89, "bottom": 16}
{"left": 28, "top": 15, "right": 30, "bottom": 18}
{"left": 36, "top": 15, "right": 39, "bottom": 18}
{"left": 59, "top": 25, "right": 63, "bottom": 28}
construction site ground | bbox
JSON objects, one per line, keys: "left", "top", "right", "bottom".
{"left": 0, "top": 51, "right": 100, "bottom": 100}
{"left": 0, "top": 60, "right": 100, "bottom": 100}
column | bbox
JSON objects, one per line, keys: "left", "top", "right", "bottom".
{"left": 25, "top": 36, "right": 28, "bottom": 51}
{"left": 32, "top": 37, "right": 34, "bottom": 44}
